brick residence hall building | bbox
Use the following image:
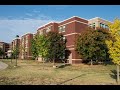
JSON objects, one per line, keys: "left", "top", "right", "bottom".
{"left": 37, "top": 16, "right": 111, "bottom": 64}
{"left": 8, "top": 16, "right": 111, "bottom": 64}
{"left": 0, "top": 42, "right": 10, "bottom": 58}
{"left": 19, "top": 33, "right": 33, "bottom": 60}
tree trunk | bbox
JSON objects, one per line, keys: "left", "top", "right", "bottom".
{"left": 11, "top": 56, "right": 12, "bottom": 63}
{"left": 53, "top": 59, "right": 55, "bottom": 66}
{"left": 117, "top": 65, "right": 119, "bottom": 84}
{"left": 42, "top": 58, "right": 44, "bottom": 64}
{"left": 53, "top": 58, "right": 56, "bottom": 68}
{"left": 91, "top": 59, "right": 93, "bottom": 66}
{"left": 15, "top": 55, "right": 17, "bottom": 66}
{"left": 2, "top": 55, "right": 3, "bottom": 59}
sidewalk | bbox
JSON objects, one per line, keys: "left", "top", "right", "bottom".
{"left": 0, "top": 61, "right": 8, "bottom": 70}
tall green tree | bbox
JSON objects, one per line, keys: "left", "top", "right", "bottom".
{"left": 12, "top": 47, "right": 19, "bottom": 59}
{"left": 31, "top": 34, "right": 39, "bottom": 60}
{"left": 0, "top": 48, "right": 4, "bottom": 58}
{"left": 37, "top": 34, "right": 49, "bottom": 62}
{"left": 76, "top": 27, "right": 110, "bottom": 65}
{"left": 105, "top": 18, "right": 120, "bottom": 83}
{"left": 31, "top": 34, "right": 49, "bottom": 61}
{"left": 31, "top": 32, "right": 66, "bottom": 67}
{"left": 46, "top": 31, "right": 66, "bottom": 67}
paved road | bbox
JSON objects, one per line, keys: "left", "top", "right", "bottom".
{"left": 0, "top": 61, "right": 8, "bottom": 70}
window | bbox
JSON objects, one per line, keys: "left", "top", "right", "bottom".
{"left": 26, "top": 52, "right": 27, "bottom": 55}
{"left": 92, "top": 23, "right": 95, "bottom": 29}
{"left": 105, "top": 25, "right": 109, "bottom": 29}
{"left": 46, "top": 26, "right": 51, "bottom": 33}
{"left": 102, "top": 24, "right": 105, "bottom": 28}
{"left": 39, "top": 30, "right": 43, "bottom": 35}
{"left": 26, "top": 38, "right": 28, "bottom": 44}
{"left": 63, "top": 36, "right": 65, "bottom": 40}
{"left": 89, "top": 24, "right": 92, "bottom": 27}
{"left": 59, "top": 26, "right": 66, "bottom": 33}
{"left": 59, "top": 27, "right": 62, "bottom": 32}
{"left": 62, "top": 26, "right": 66, "bottom": 32}
{"left": 100, "top": 23, "right": 106, "bottom": 28}
{"left": 100, "top": 23, "right": 102, "bottom": 27}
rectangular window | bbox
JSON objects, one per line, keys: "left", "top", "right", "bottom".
{"left": 59, "top": 26, "right": 66, "bottom": 33}
{"left": 89, "top": 24, "right": 92, "bottom": 27}
{"left": 100, "top": 23, "right": 102, "bottom": 27}
{"left": 102, "top": 24, "right": 104, "bottom": 28}
{"left": 59, "top": 27, "right": 62, "bottom": 32}
{"left": 39, "top": 30, "right": 43, "bottom": 35}
{"left": 63, "top": 36, "right": 65, "bottom": 40}
{"left": 46, "top": 26, "right": 51, "bottom": 33}
{"left": 105, "top": 25, "right": 108, "bottom": 29}
{"left": 92, "top": 23, "right": 95, "bottom": 29}
{"left": 62, "top": 26, "right": 66, "bottom": 32}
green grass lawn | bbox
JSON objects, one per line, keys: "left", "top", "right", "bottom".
{"left": 0, "top": 59, "right": 119, "bottom": 85}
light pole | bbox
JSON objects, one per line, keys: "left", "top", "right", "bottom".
{"left": 15, "top": 35, "right": 19, "bottom": 66}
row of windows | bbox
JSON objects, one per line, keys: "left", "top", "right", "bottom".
{"left": 89, "top": 22, "right": 109, "bottom": 29}
{"left": 89, "top": 23, "right": 95, "bottom": 29}
{"left": 39, "top": 25, "right": 66, "bottom": 35}
{"left": 46, "top": 26, "right": 51, "bottom": 33}
{"left": 38, "top": 22, "right": 109, "bottom": 34}
{"left": 59, "top": 26, "right": 66, "bottom": 33}
{"left": 100, "top": 23, "right": 109, "bottom": 28}
{"left": 39, "top": 26, "right": 51, "bottom": 35}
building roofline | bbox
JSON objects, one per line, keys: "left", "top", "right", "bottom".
{"left": 58, "top": 16, "right": 88, "bottom": 23}
{"left": 37, "top": 16, "right": 88, "bottom": 31}
{"left": 37, "top": 21, "right": 56, "bottom": 30}
{"left": 21, "top": 33, "right": 33, "bottom": 37}
{"left": 88, "top": 17, "right": 113, "bottom": 23}
{"left": 0, "top": 42, "right": 4, "bottom": 43}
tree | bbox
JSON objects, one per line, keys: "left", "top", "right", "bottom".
{"left": 31, "top": 34, "right": 49, "bottom": 61}
{"left": 0, "top": 48, "right": 4, "bottom": 59}
{"left": 31, "top": 34, "right": 39, "bottom": 60}
{"left": 20, "top": 46, "right": 26, "bottom": 60}
{"left": 76, "top": 27, "right": 110, "bottom": 65}
{"left": 12, "top": 48, "right": 19, "bottom": 59}
{"left": 31, "top": 32, "right": 66, "bottom": 67}
{"left": 37, "top": 34, "right": 49, "bottom": 62}
{"left": 105, "top": 18, "right": 120, "bottom": 83}
{"left": 46, "top": 31, "right": 66, "bottom": 67}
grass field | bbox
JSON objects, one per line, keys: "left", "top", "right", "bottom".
{"left": 0, "top": 59, "right": 119, "bottom": 85}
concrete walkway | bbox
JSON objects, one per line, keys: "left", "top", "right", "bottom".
{"left": 0, "top": 61, "right": 8, "bottom": 70}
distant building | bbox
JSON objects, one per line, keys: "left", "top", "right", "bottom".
{"left": 11, "top": 38, "right": 20, "bottom": 59}
{"left": 19, "top": 33, "right": 33, "bottom": 60}
{"left": 7, "top": 50, "right": 12, "bottom": 58}
{"left": 0, "top": 42, "right": 10, "bottom": 58}
{"left": 88, "top": 17, "right": 111, "bottom": 29}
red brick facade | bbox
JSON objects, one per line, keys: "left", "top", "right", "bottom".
{"left": 37, "top": 16, "right": 88, "bottom": 64}
{"left": 58, "top": 17, "right": 88, "bottom": 64}
{"left": 11, "top": 39, "right": 20, "bottom": 51}
{"left": 9, "top": 16, "right": 110, "bottom": 63}
{"left": 19, "top": 33, "right": 33, "bottom": 60}
{"left": 0, "top": 42, "right": 10, "bottom": 58}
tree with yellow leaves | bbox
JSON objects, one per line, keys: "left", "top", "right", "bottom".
{"left": 105, "top": 18, "right": 120, "bottom": 83}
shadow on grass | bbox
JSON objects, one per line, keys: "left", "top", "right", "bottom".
{"left": 109, "top": 70, "right": 117, "bottom": 82}
{"left": 57, "top": 63, "right": 71, "bottom": 68}
{"left": 56, "top": 74, "right": 86, "bottom": 85}
{"left": 0, "top": 77, "right": 21, "bottom": 85}
{"left": 103, "top": 61, "right": 114, "bottom": 66}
